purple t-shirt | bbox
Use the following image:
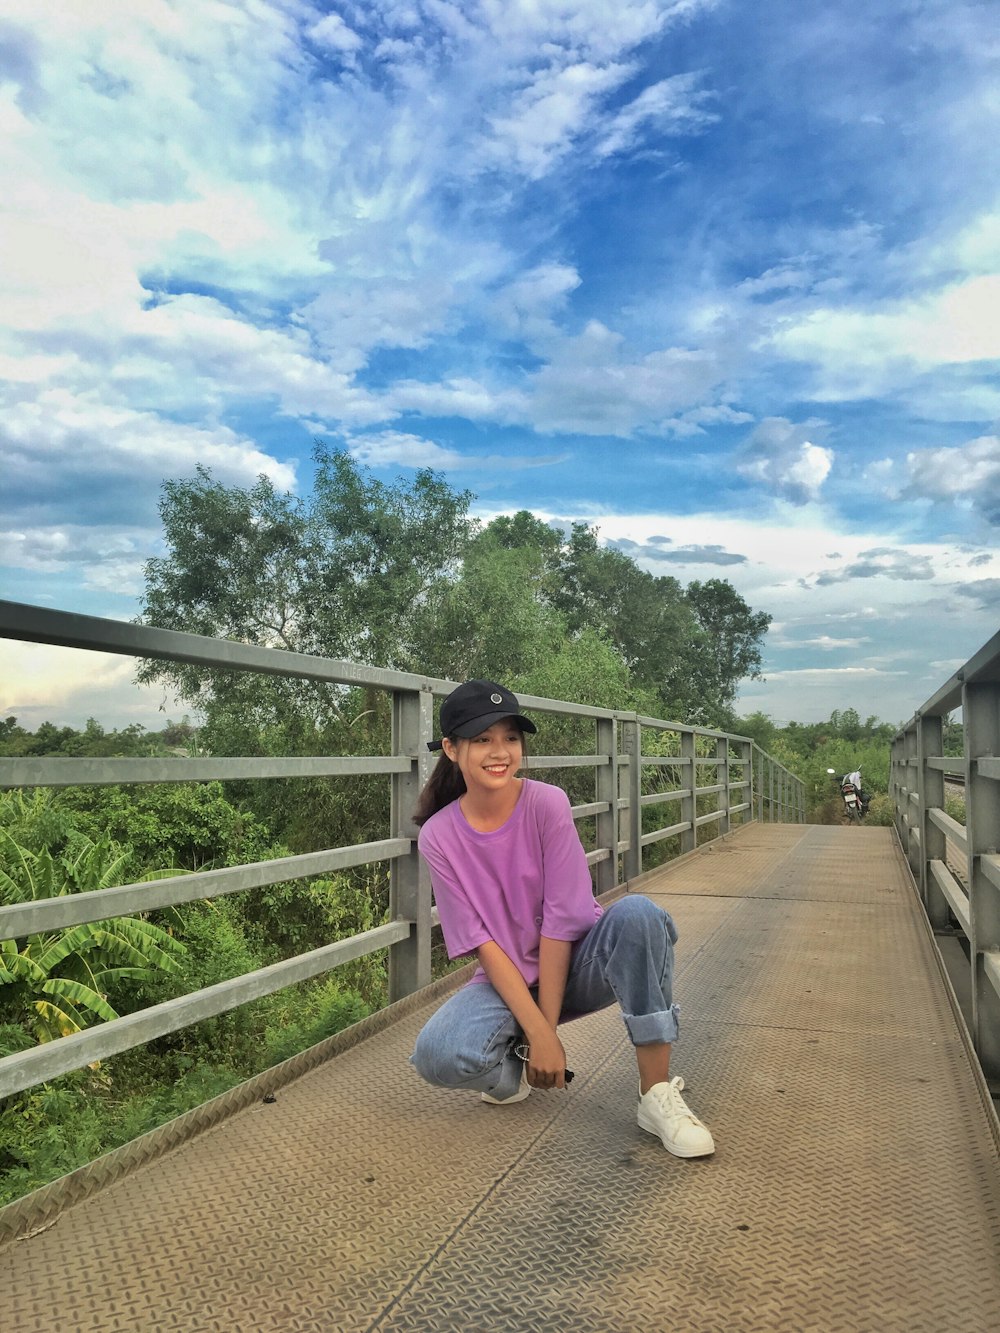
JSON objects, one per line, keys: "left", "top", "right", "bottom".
{"left": 417, "top": 778, "right": 603, "bottom": 986}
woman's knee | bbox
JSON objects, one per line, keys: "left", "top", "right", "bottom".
{"left": 605, "top": 894, "right": 677, "bottom": 944}
{"left": 409, "top": 1025, "right": 441, "bottom": 1083}
{"left": 410, "top": 1015, "right": 509, "bottom": 1088}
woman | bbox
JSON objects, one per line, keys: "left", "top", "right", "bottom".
{"left": 409, "top": 679, "right": 714, "bottom": 1159}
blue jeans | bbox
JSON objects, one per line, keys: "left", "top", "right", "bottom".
{"left": 410, "top": 895, "right": 680, "bottom": 1101}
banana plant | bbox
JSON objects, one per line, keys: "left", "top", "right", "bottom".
{"left": 0, "top": 831, "right": 187, "bottom": 1044}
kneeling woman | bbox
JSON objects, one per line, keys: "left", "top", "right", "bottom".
{"left": 409, "top": 679, "right": 714, "bottom": 1159}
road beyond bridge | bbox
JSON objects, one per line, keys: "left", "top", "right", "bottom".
{"left": 5, "top": 822, "right": 1000, "bottom": 1332}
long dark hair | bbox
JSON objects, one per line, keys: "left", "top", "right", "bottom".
{"left": 412, "top": 729, "right": 530, "bottom": 827}
{"left": 413, "top": 747, "right": 465, "bottom": 827}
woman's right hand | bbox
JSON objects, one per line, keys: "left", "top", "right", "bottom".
{"left": 523, "top": 1025, "right": 568, "bottom": 1089}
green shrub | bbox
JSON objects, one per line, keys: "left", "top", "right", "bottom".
{"left": 865, "top": 793, "right": 896, "bottom": 826}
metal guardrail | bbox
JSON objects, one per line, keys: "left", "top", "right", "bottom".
{"left": 891, "top": 627, "right": 1000, "bottom": 1087}
{"left": 0, "top": 598, "right": 804, "bottom": 1099}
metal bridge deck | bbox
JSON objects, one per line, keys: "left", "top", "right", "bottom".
{"left": 5, "top": 823, "right": 1000, "bottom": 1332}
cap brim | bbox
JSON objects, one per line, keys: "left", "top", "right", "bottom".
{"left": 451, "top": 711, "right": 537, "bottom": 739}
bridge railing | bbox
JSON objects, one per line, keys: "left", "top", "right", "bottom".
{"left": 0, "top": 598, "right": 803, "bottom": 1100}
{"left": 891, "top": 627, "right": 1000, "bottom": 1087}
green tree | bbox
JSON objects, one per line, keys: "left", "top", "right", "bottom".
{"left": 683, "top": 580, "right": 771, "bottom": 721}
{"left": 62, "top": 781, "right": 278, "bottom": 878}
{"left": 410, "top": 527, "right": 567, "bottom": 682}
{"left": 139, "top": 446, "right": 473, "bottom": 689}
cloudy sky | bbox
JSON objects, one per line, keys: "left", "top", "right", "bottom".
{"left": 2, "top": 0, "right": 999, "bottom": 732}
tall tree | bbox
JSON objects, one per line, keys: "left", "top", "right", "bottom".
{"left": 682, "top": 580, "right": 771, "bottom": 722}
{"left": 138, "top": 446, "right": 474, "bottom": 710}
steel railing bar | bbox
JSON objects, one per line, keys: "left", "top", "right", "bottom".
{"left": 0, "top": 920, "right": 411, "bottom": 1100}
{"left": 640, "top": 821, "right": 690, "bottom": 847}
{"left": 929, "top": 859, "right": 971, "bottom": 935}
{"left": 928, "top": 806, "right": 968, "bottom": 856}
{"left": 0, "top": 839, "right": 411, "bottom": 938}
{"left": 524, "top": 754, "right": 610, "bottom": 769}
{"left": 0, "top": 755, "right": 411, "bottom": 789}
{"left": 0, "top": 598, "right": 452, "bottom": 696}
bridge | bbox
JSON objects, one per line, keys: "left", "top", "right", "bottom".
{"left": 2, "top": 601, "right": 999, "bottom": 1331}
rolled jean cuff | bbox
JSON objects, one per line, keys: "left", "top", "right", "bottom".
{"left": 624, "top": 1003, "right": 680, "bottom": 1046}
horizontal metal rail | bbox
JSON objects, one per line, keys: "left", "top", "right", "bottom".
{"left": 0, "top": 839, "right": 411, "bottom": 938}
{"left": 0, "top": 920, "right": 410, "bottom": 1100}
{"left": 0, "top": 756, "right": 411, "bottom": 789}
{"left": 930, "top": 860, "right": 971, "bottom": 934}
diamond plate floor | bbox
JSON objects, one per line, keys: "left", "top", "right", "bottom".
{"left": 5, "top": 824, "right": 1000, "bottom": 1332}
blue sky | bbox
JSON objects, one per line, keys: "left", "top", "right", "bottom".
{"left": 1, "top": 0, "right": 998, "bottom": 731}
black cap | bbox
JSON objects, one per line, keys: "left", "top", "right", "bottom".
{"left": 428, "top": 679, "right": 537, "bottom": 752}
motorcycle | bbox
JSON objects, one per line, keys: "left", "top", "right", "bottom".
{"left": 828, "top": 769, "right": 864, "bottom": 822}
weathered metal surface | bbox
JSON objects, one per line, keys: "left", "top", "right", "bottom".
{"left": 4, "top": 824, "right": 999, "bottom": 1332}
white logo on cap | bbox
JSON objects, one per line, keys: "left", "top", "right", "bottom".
{"left": 490, "top": 692, "right": 503, "bottom": 704}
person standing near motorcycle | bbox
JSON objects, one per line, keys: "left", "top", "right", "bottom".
{"left": 844, "top": 768, "right": 870, "bottom": 815}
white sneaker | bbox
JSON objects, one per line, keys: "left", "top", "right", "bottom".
{"left": 481, "top": 1065, "right": 531, "bottom": 1105}
{"left": 637, "top": 1076, "right": 715, "bottom": 1157}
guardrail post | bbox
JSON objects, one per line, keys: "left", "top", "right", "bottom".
{"left": 964, "top": 681, "right": 1000, "bottom": 1083}
{"left": 595, "top": 716, "right": 618, "bottom": 893}
{"left": 903, "top": 723, "right": 920, "bottom": 878}
{"left": 890, "top": 731, "right": 905, "bottom": 840}
{"left": 389, "top": 685, "right": 434, "bottom": 1002}
{"left": 681, "top": 729, "right": 696, "bottom": 854}
{"left": 621, "top": 718, "right": 642, "bottom": 881}
{"left": 768, "top": 756, "right": 775, "bottom": 823}
{"left": 917, "top": 712, "right": 947, "bottom": 924}
{"left": 717, "top": 736, "right": 731, "bottom": 835}
{"left": 738, "top": 738, "right": 752, "bottom": 824}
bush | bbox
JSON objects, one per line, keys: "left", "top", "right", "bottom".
{"left": 865, "top": 793, "right": 896, "bottom": 826}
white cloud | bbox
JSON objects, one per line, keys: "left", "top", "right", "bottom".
{"left": 596, "top": 72, "right": 716, "bottom": 158}
{"left": 2, "top": 386, "right": 296, "bottom": 486}
{"left": 761, "top": 666, "right": 901, "bottom": 680}
{"left": 903, "top": 436, "right": 1000, "bottom": 523}
{"left": 800, "top": 635, "right": 868, "bottom": 650}
{"left": 772, "top": 275, "right": 1000, "bottom": 401}
{"left": 525, "top": 321, "right": 724, "bottom": 435}
{"left": 346, "top": 430, "right": 568, "bottom": 470}
{"left": 489, "top": 263, "right": 581, "bottom": 344}
{"left": 0, "top": 526, "right": 156, "bottom": 595}
{"left": 736, "top": 418, "right": 833, "bottom": 504}
{"left": 477, "top": 0, "right": 693, "bottom": 57}
{"left": 487, "top": 60, "right": 634, "bottom": 179}
{"left": 308, "top": 13, "right": 364, "bottom": 57}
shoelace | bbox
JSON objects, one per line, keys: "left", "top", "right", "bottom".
{"left": 650, "top": 1079, "right": 700, "bottom": 1123}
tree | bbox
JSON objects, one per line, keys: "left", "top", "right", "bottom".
{"left": 138, "top": 471, "right": 772, "bottom": 758}
{"left": 410, "top": 524, "right": 567, "bottom": 683}
{"left": 61, "top": 781, "right": 278, "bottom": 878}
{"left": 139, "top": 447, "right": 473, "bottom": 681}
{"left": 538, "top": 523, "right": 769, "bottom": 724}
{"left": 136, "top": 448, "right": 477, "bottom": 805}
{"left": 683, "top": 580, "right": 771, "bottom": 721}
